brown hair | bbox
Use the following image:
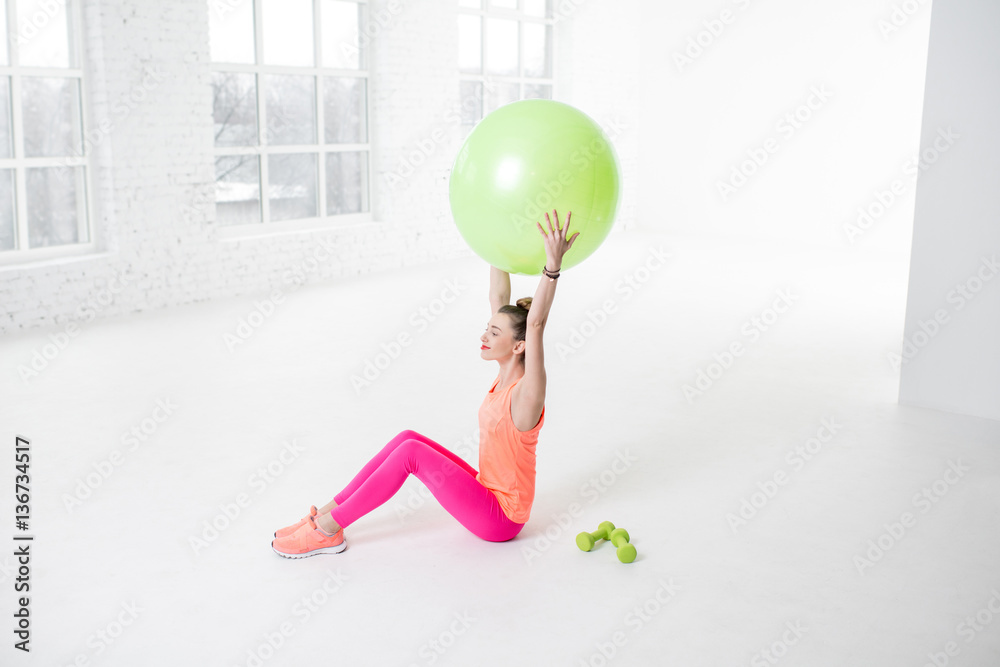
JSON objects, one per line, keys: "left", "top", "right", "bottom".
{"left": 498, "top": 297, "right": 532, "bottom": 360}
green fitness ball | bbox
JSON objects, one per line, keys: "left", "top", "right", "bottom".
{"left": 449, "top": 100, "right": 621, "bottom": 275}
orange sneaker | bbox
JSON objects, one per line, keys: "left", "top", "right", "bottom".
{"left": 274, "top": 505, "right": 318, "bottom": 538}
{"left": 271, "top": 516, "right": 347, "bottom": 558}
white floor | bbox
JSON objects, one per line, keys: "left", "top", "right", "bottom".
{"left": 2, "top": 229, "right": 999, "bottom": 666}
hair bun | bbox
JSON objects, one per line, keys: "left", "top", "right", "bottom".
{"left": 515, "top": 297, "right": 532, "bottom": 311}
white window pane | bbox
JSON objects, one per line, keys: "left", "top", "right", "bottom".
{"left": 458, "top": 80, "right": 482, "bottom": 125}
{"left": 458, "top": 0, "right": 481, "bottom": 8}
{"left": 21, "top": 77, "right": 82, "bottom": 157}
{"left": 215, "top": 155, "right": 261, "bottom": 226}
{"left": 324, "top": 76, "right": 366, "bottom": 143}
{"left": 486, "top": 17, "right": 518, "bottom": 76}
{"left": 16, "top": 0, "right": 73, "bottom": 67}
{"left": 262, "top": 0, "right": 314, "bottom": 67}
{"left": 0, "top": 169, "right": 14, "bottom": 251}
{"left": 26, "top": 166, "right": 87, "bottom": 248}
{"left": 0, "top": 1, "right": 8, "bottom": 66}
{"left": 490, "top": 0, "right": 517, "bottom": 9}
{"left": 485, "top": 82, "right": 518, "bottom": 114}
{"left": 0, "top": 77, "right": 11, "bottom": 158}
{"left": 524, "top": 83, "right": 551, "bottom": 100}
{"left": 458, "top": 15, "right": 481, "bottom": 74}
{"left": 322, "top": 0, "right": 363, "bottom": 69}
{"left": 523, "top": 0, "right": 549, "bottom": 18}
{"left": 326, "top": 151, "right": 367, "bottom": 215}
{"left": 264, "top": 74, "right": 316, "bottom": 145}
{"left": 209, "top": 0, "right": 256, "bottom": 64}
{"left": 523, "top": 22, "right": 550, "bottom": 78}
{"left": 213, "top": 72, "right": 258, "bottom": 147}
{"left": 269, "top": 153, "right": 317, "bottom": 221}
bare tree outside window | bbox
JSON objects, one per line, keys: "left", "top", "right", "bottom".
{"left": 458, "top": 0, "right": 554, "bottom": 126}
{"left": 209, "top": 0, "right": 371, "bottom": 228}
{"left": 0, "top": 0, "right": 89, "bottom": 257}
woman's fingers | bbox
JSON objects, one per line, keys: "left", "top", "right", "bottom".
{"left": 538, "top": 209, "right": 577, "bottom": 246}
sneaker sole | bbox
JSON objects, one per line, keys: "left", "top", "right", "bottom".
{"left": 271, "top": 540, "right": 347, "bottom": 558}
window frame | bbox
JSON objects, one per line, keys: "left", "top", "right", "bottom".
{"left": 0, "top": 0, "right": 96, "bottom": 267}
{"left": 457, "top": 0, "right": 556, "bottom": 126}
{"left": 210, "top": 0, "right": 374, "bottom": 238}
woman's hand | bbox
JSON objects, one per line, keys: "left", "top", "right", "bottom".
{"left": 536, "top": 209, "right": 579, "bottom": 272}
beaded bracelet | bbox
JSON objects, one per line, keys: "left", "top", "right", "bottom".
{"left": 542, "top": 266, "right": 561, "bottom": 280}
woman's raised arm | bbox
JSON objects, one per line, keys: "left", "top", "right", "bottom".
{"left": 489, "top": 265, "right": 511, "bottom": 316}
{"left": 512, "top": 210, "right": 579, "bottom": 431}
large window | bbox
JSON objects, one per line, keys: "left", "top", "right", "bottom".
{"left": 209, "top": 0, "right": 370, "bottom": 229}
{"left": 457, "top": 0, "right": 553, "bottom": 125}
{"left": 0, "top": 0, "right": 89, "bottom": 260}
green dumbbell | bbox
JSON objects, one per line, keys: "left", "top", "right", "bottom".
{"left": 576, "top": 521, "right": 615, "bottom": 552}
{"left": 609, "top": 528, "right": 637, "bottom": 564}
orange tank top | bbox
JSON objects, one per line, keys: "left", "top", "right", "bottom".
{"left": 476, "top": 373, "right": 544, "bottom": 524}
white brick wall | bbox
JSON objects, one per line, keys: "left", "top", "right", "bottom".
{"left": 0, "top": 0, "right": 639, "bottom": 335}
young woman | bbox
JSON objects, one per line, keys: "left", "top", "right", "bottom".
{"left": 271, "top": 210, "right": 579, "bottom": 557}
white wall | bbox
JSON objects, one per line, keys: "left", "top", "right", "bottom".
{"left": 554, "top": 0, "right": 640, "bottom": 232}
{"left": 637, "top": 0, "right": 932, "bottom": 252}
{"left": 898, "top": 0, "right": 1000, "bottom": 421}
{"left": 0, "top": 0, "right": 639, "bottom": 335}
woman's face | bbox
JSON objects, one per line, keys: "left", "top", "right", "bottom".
{"left": 480, "top": 313, "right": 524, "bottom": 361}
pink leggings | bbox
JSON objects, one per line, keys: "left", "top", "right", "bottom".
{"left": 329, "top": 430, "right": 524, "bottom": 542}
